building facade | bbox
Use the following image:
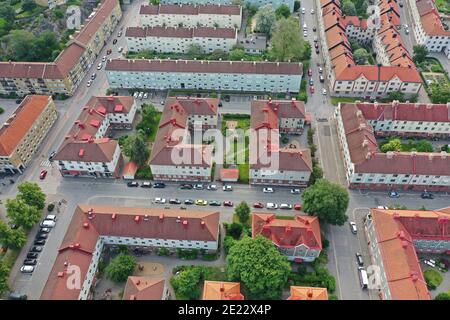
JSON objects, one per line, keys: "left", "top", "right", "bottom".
{"left": 158, "top": 0, "right": 295, "bottom": 11}
{"left": 106, "top": 59, "right": 303, "bottom": 93}
{"left": 139, "top": 4, "right": 242, "bottom": 29}
{"left": 126, "top": 26, "right": 237, "bottom": 53}
{"left": 40, "top": 205, "right": 220, "bottom": 300}
{"left": 335, "top": 102, "right": 450, "bottom": 191}
{"left": 54, "top": 96, "right": 137, "bottom": 178}
{"left": 252, "top": 213, "right": 322, "bottom": 262}
{"left": 0, "top": 95, "right": 57, "bottom": 173}
{"left": 0, "top": 0, "right": 122, "bottom": 96}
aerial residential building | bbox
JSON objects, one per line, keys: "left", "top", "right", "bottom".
{"left": 150, "top": 0, "right": 295, "bottom": 11}
{"left": 0, "top": 0, "right": 121, "bottom": 96}
{"left": 288, "top": 286, "right": 329, "bottom": 300}
{"left": 250, "top": 99, "right": 312, "bottom": 186}
{"left": 40, "top": 204, "right": 220, "bottom": 300}
{"left": 252, "top": 213, "right": 322, "bottom": 262}
{"left": 54, "top": 96, "right": 137, "bottom": 178}
{"left": 317, "top": 0, "right": 422, "bottom": 98}
{"left": 408, "top": 0, "right": 450, "bottom": 58}
{"left": 123, "top": 277, "right": 169, "bottom": 300}
{"left": 202, "top": 281, "right": 244, "bottom": 300}
{"left": 0, "top": 95, "right": 57, "bottom": 174}
{"left": 126, "top": 26, "right": 237, "bottom": 54}
{"left": 105, "top": 59, "right": 303, "bottom": 93}
{"left": 139, "top": 4, "right": 242, "bottom": 29}
{"left": 149, "top": 97, "right": 218, "bottom": 182}
{"left": 335, "top": 102, "right": 450, "bottom": 191}
{"left": 364, "top": 207, "right": 450, "bottom": 300}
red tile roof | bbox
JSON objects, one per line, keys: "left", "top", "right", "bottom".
{"left": 40, "top": 205, "right": 220, "bottom": 300}
{"left": 139, "top": 4, "right": 241, "bottom": 16}
{"left": 123, "top": 277, "right": 166, "bottom": 300}
{"left": 202, "top": 281, "right": 244, "bottom": 300}
{"left": 0, "top": 95, "right": 53, "bottom": 156}
{"left": 369, "top": 208, "right": 450, "bottom": 300}
{"left": 252, "top": 213, "right": 322, "bottom": 250}
{"left": 288, "top": 286, "right": 328, "bottom": 300}
{"left": 106, "top": 59, "right": 303, "bottom": 75}
{"left": 415, "top": 0, "right": 450, "bottom": 36}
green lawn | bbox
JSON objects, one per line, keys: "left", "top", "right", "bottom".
{"left": 148, "top": 113, "right": 161, "bottom": 143}
{"left": 331, "top": 96, "right": 367, "bottom": 105}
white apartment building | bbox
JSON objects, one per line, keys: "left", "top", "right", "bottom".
{"left": 408, "top": 0, "right": 450, "bottom": 58}
{"left": 106, "top": 59, "right": 303, "bottom": 93}
{"left": 159, "top": 0, "right": 295, "bottom": 11}
{"left": 335, "top": 102, "right": 450, "bottom": 191}
{"left": 139, "top": 4, "right": 242, "bottom": 29}
{"left": 40, "top": 205, "right": 220, "bottom": 300}
{"left": 126, "top": 26, "right": 237, "bottom": 53}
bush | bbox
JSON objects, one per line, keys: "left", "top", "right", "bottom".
{"left": 177, "top": 248, "right": 199, "bottom": 260}
{"left": 0, "top": 107, "right": 4, "bottom": 114}
{"left": 424, "top": 269, "right": 443, "bottom": 290}
{"left": 47, "top": 203, "right": 55, "bottom": 212}
{"left": 224, "top": 235, "right": 237, "bottom": 254}
{"left": 226, "top": 223, "right": 243, "bottom": 240}
{"left": 105, "top": 254, "right": 137, "bottom": 283}
{"left": 157, "top": 247, "right": 170, "bottom": 256}
{"left": 171, "top": 266, "right": 206, "bottom": 300}
{"left": 135, "top": 165, "right": 153, "bottom": 179}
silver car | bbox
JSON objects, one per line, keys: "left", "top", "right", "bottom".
{"left": 266, "top": 203, "right": 278, "bottom": 209}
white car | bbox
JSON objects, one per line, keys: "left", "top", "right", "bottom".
{"left": 301, "top": 7, "right": 305, "bottom": 14}
{"left": 266, "top": 203, "right": 278, "bottom": 209}
{"left": 280, "top": 203, "right": 292, "bottom": 210}
{"left": 405, "top": 28, "right": 409, "bottom": 34}
{"left": 102, "top": 56, "right": 106, "bottom": 62}
{"left": 118, "top": 47, "right": 124, "bottom": 53}
{"left": 223, "top": 185, "right": 233, "bottom": 191}
{"left": 322, "top": 88, "right": 327, "bottom": 95}
{"left": 143, "top": 92, "right": 148, "bottom": 99}
{"left": 154, "top": 198, "right": 166, "bottom": 204}
{"left": 349, "top": 221, "right": 357, "bottom": 234}
{"left": 303, "top": 31, "right": 308, "bottom": 37}
{"left": 311, "top": 8, "right": 315, "bottom": 14}
{"left": 97, "top": 63, "right": 102, "bottom": 70}
{"left": 423, "top": 259, "right": 436, "bottom": 268}
{"left": 133, "top": 92, "right": 139, "bottom": 98}
{"left": 138, "top": 92, "right": 144, "bottom": 99}
{"left": 86, "top": 80, "right": 92, "bottom": 87}
{"left": 290, "top": 189, "right": 301, "bottom": 194}
{"left": 160, "top": 100, "right": 165, "bottom": 105}
{"left": 319, "top": 67, "right": 323, "bottom": 73}
{"left": 263, "top": 187, "right": 274, "bottom": 193}
{"left": 40, "top": 220, "right": 56, "bottom": 228}
{"left": 20, "top": 265, "right": 34, "bottom": 274}
{"left": 45, "top": 214, "right": 57, "bottom": 222}
{"left": 207, "top": 184, "right": 217, "bottom": 190}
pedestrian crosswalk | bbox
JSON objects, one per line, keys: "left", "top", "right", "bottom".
{"left": 40, "top": 160, "right": 52, "bottom": 167}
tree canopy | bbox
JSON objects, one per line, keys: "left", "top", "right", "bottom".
{"left": 227, "top": 236, "right": 291, "bottom": 299}
{"left": 353, "top": 48, "right": 370, "bottom": 65}
{"left": 429, "top": 83, "right": 450, "bottom": 104}
{"left": 106, "top": 254, "right": 137, "bottom": 282}
{"left": 387, "top": 90, "right": 406, "bottom": 102}
{"left": 302, "top": 179, "right": 349, "bottom": 225}
{"left": 0, "top": 221, "right": 27, "bottom": 249}
{"left": 0, "top": 260, "right": 10, "bottom": 295}
{"left": 255, "top": 5, "right": 276, "bottom": 37}
{"left": 17, "top": 182, "right": 46, "bottom": 210}
{"left": 6, "top": 198, "right": 42, "bottom": 230}
{"left": 170, "top": 266, "right": 205, "bottom": 299}
{"left": 275, "top": 4, "right": 291, "bottom": 19}
{"left": 234, "top": 201, "right": 250, "bottom": 223}
{"left": 270, "top": 17, "right": 308, "bottom": 62}
{"left": 123, "top": 133, "right": 150, "bottom": 167}
{"left": 342, "top": 1, "right": 357, "bottom": 16}
{"left": 413, "top": 44, "right": 428, "bottom": 64}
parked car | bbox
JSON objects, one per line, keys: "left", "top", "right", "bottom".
{"left": 253, "top": 202, "right": 264, "bottom": 208}
{"left": 30, "top": 246, "right": 43, "bottom": 253}
{"left": 311, "top": 8, "right": 315, "bottom": 14}
{"left": 36, "top": 233, "right": 48, "bottom": 240}
{"left": 424, "top": 259, "right": 436, "bottom": 268}
{"left": 23, "top": 259, "right": 37, "bottom": 266}
{"left": 86, "top": 80, "right": 92, "bottom": 87}
{"left": 154, "top": 198, "right": 166, "bottom": 204}
{"left": 223, "top": 185, "right": 233, "bottom": 191}
{"left": 263, "top": 187, "right": 274, "bottom": 193}
{"left": 266, "top": 203, "right": 278, "bottom": 209}
{"left": 127, "top": 181, "right": 139, "bottom": 187}
{"left": 193, "top": 184, "right": 204, "bottom": 190}
{"left": 102, "top": 56, "right": 107, "bottom": 62}
{"left": 118, "top": 46, "right": 124, "bottom": 53}
{"left": 39, "top": 170, "right": 47, "bottom": 180}
{"left": 314, "top": 42, "right": 319, "bottom": 49}
{"left": 421, "top": 192, "right": 434, "bottom": 199}
{"left": 195, "top": 199, "right": 208, "bottom": 206}
{"left": 40, "top": 228, "right": 51, "bottom": 234}
{"left": 301, "top": 7, "right": 305, "bottom": 14}
{"left": 184, "top": 199, "right": 194, "bottom": 205}
{"left": 313, "top": 26, "right": 316, "bottom": 32}
{"left": 91, "top": 73, "right": 96, "bottom": 80}
{"left": 45, "top": 214, "right": 57, "bottom": 222}
{"left": 303, "top": 30, "right": 308, "bottom": 37}
{"left": 97, "top": 63, "right": 102, "bottom": 70}
{"left": 388, "top": 190, "right": 400, "bottom": 198}
{"left": 319, "top": 67, "right": 323, "bottom": 73}
{"left": 8, "top": 292, "right": 27, "bottom": 300}
{"left": 280, "top": 203, "right": 292, "bottom": 210}
{"left": 207, "top": 184, "right": 217, "bottom": 190}
{"left": 308, "top": 68, "right": 313, "bottom": 76}
{"left": 141, "top": 182, "right": 152, "bottom": 188}
{"left": 315, "top": 48, "right": 320, "bottom": 54}
{"left": 27, "top": 252, "right": 38, "bottom": 259}
{"left": 153, "top": 182, "right": 166, "bottom": 188}
{"left": 118, "top": 31, "right": 122, "bottom": 37}
{"left": 48, "top": 151, "right": 57, "bottom": 161}
{"left": 169, "top": 199, "right": 181, "bottom": 204}
{"left": 310, "top": 85, "right": 315, "bottom": 94}
{"left": 40, "top": 220, "right": 56, "bottom": 228}
{"left": 209, "top": 200, "right": 222, "bottom": 206}
{"left": 138, "top": 92, "right": 143, "bottom": 100}
{"left": 113, "top": 39, "right": 117, "bottom": 44}
{"left": 107, "top": 48, "right": 112, "bottom": 55}
{"left": 290, "top": 189, "right": 301, "bottom": 194}
{"left": 356, "top": 253, "right": 364, "bottom": 266}
{"left": 143, "top": 92, "right": 148, "bottom": 99}
{"left": 322, "top": 88, "right": 327, "bottom": 95}
{"left": 309, "top": 78, "right": 314, "bottom": 86}
{"left": 349, "top": 221, "right": 357, "bottom": 234}
{"left": 133, "top": 91, "right": 139, "bottom": 98}
{"left": 319, "top": 75, "right": 325, "bottom": 83}
{"left": 224, "top": 201, "right": 233, "bottom": 207}
{"left": 294, "top": 203, "right": 302, "bottom": 211}
{"left": 20, "top": 266, "right": 35, "bottom": 274}
{"left": 180, "top": 184, "right": 193, "bottom": 190}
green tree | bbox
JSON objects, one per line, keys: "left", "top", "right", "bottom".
{"left": 415, "top": 140, "right": 434, "bottom": 152}
{"left": 353, "top": 48, "right": 370, "bottom": 65}
{"left": 294, "top": 1, "right": 301, "bottom": 12}
{"left": 435, "top": 292, "right": 450, "bottom": 300}
{"left": 229, "top": 48, "right": 246, "bottom": 61}
{"left": 32, "top": 31, "right": 60, "bottom": 62}
{"left": 17, "top": 182, "right": 46, "bottom": 210}
{"left": 21, "top": 0, "right": 37, "bottom": 12}
{"left": 210, "top": 49, "right": 229, "bottom": 60}
{"left": 255, "top": 5, "right": 276, "bottom": 37}
{"left": 413, "top": 45, "right": 428, "bottom": 64}
{"left": 0, "top": 221, "right": 27, "bottom": 249}
{"left": 150, "top": 0, "right": 160, "bottom": 4}
{"left": 342, "top": 0, "right": 357, "bottom": 15}
{"left": 136, "top": 103, "right": 159, "bottom": 136}
{"left": 227, "top": 236, "right": 291, "bottom": 299}
{"left": 0, "top": 260, "right": 10, "bottom": 295}
{"left": 106, "top": 254, "right": 137, "bottom": 282}
{"left": 270, "top": 17, "right": 306, "bottom": 62}
{"left": 235, "top": 201, "right": 250, "bottom": 223}
{"left": 302, "top": 179, "right": 349, "bottom": 225}
{"left": 387, "top": 90, "right": 406, "bottom": 102}
{"left": 123, "top": 134, "right": 149, "bottom": 167}
{"left": 6, "top": 30, "right": 35, "bottom": 61}
{"left": 430, "top": 84, "right": 450, "bottom": 104}
{"left": 275, "top": 4, "right": 291, "bottom": 19}
{"left": 227, "top": 223, "right": 243, "bottom": 239}
{"left": 309, "top": 163, "right": 323, "bottom": 185}
{"left": 6, "top": 198, "right": 42, "bottom": 229}
{"left": 381, "top": 138, "right": 402, "bottom": 152}
{"left": 224, "top": 235, "right": 237, "bottom": 254}
{"left": 187, "top": 44, "right": 204, "bottom": 58}
{"left": 170, "top": 266, "right": 205, "bottom": 299}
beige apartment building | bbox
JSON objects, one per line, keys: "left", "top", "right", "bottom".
{"left": 0, "top": 95, "right": 58, "bottom": 173}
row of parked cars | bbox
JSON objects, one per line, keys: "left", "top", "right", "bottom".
{"left": 153, "top": 197, "right": 234, "bottom": 208}
{"left": 20, "top": 215, "right": 57, "bottom": 274}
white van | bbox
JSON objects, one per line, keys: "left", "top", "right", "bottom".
{"left": 358, "top": 267, "right": 369, "bottom": 289}
{"left": 40, "top": 220, "right": 56, "bottom": 228}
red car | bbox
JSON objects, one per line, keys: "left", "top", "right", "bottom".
{"left": 308, "top": 68, "right": 313, "bottom": 76}
{"left": 253, "top": 202, "right": 264, "bottom": 209}
{"left": 224, "top": 201, "right": 233, "bottom": 207}
{"left": 39, "top": 170, "right": 47, "bottom": 180}
{"left": 106, "top": 49, "right": 112, "bottom": 55}
{"left": 294, "top": 203, "right": 302, "bottom": 211}
{"left": 310, "top": 86, "right": 315, "bottom": 93}
{"left": 315, "top": 42, "right": 319, "bottom": 49}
